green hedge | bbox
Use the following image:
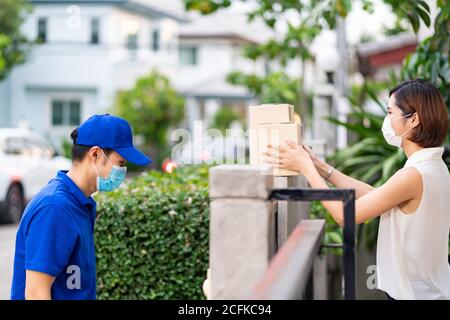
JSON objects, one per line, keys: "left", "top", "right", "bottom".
{"left": 94, "top": 166, "right": 210, "bottom": 299}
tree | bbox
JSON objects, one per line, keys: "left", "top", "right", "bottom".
{"left": 183, "top": 0, "right": 437, "bottom": 128}
{"left": 210, "top": 107, "right": 241, "bottom": 133}
{"left": 183, "top": 0, "right": 448, "bottom": 251}
{"left": 114, "top": 70, "right": 185, "bottom": 166}
{"left": 227, "top": 71, "right": 300, "bottom": 106}
{"left": 400, "top": 0, "right": 450, "bottom": 111}
{"left": 0, "top": 0, "right": 32, "bottom": 80}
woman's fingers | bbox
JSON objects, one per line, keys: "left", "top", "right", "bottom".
{"left": 262, "top": 153, "right": 283, "bottom": 163}
{"left": 303, "top": 144, "right": 314, "bottom": 155}
{"left": 261, "top": 150, "right": 286, "bottom": 159}
{"left": 261, "top": 152, "right": 285, "bottom": 166}
{"left": 286, "top": 140, "right": 302, "bottom": 150}
{"left": 267, "top": 143, "right": 288, "bottom": 153}
{"left": 261, "top": 150, "right": 278, "bottom": 157}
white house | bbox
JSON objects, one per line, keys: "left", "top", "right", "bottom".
{"left": 176, "top": 10, "right": 272, "bottom": 130}
{"left": 0, "top": 0, "right": 185, "bottom": 149}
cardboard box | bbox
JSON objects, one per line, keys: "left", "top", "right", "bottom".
{"left": 249, "top": 123, "right": 302, "bottom": 176}
{"left": 249, "top": 104, "right": 294, "bottom": 124}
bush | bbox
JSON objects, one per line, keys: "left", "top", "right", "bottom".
{"left": 94, "top": 165, "right": 210, "bottom": 299}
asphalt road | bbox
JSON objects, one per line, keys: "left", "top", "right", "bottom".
{"left": 0, "top": 223, "right": 18, "bottom": 300}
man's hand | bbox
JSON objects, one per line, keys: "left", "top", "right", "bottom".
{"left": 25, "top": 270, "right": 55, "bottom": 300}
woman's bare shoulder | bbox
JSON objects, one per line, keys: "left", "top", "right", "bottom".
{"left": 390, "top": 167, "right": 423, "bottom": 195}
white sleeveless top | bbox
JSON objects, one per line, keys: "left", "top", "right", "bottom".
{"left": 376, "top": 147, "right": 450, "bottom": 300}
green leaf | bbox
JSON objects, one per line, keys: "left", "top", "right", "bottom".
{"left": 407, "top": 12, "right": 421, "bottom": 33}
{"left": 341, "top": 154, "right": 385, "bottom": 168}
{"left": 382, "top": 151, "right": 400, "bottom": 181}
{"left": 416, "top": 7, "right": 431, "bottom": 27}
{"left": 417, "top": 0, "right": 431, "bottom": 13}
{"left": 361, "top": 161, "right": 384, "bottom": 183}
{"left": 326, "top": 116, "right": 375, "bottom": 139}
{"left": 366, "top": 88, "right": 387, "bottom": 114}
{"left": 328, "top": 231, "right": 343, "bottom": 244}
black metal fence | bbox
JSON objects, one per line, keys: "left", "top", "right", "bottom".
{"left": 269, "top": 188, "right": 356, "bottom": 300}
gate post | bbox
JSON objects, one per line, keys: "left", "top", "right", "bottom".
{"left": 209, "top": 165, "right": 275, "bottom": 299}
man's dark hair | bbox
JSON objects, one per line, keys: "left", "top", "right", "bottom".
{"left": 70, "top": 128, "right": 113, "bottom": 163}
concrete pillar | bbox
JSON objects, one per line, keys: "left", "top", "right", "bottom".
{"left": 336, "top": 96, "right": 350, "bottom": 149}
{"left": 209, "top": 165, "right": 275, "bottom": 299}
{"left": 186, "top": 97, "right": 200, "bottom": 132}
{"left": 313, "top": 94, "right": 335, "bottom": 153}
{"left": 204, "top": 98, "right": 221, "bottom": 127}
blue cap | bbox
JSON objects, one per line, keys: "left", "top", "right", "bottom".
{"left": 76, "top": 114, "right": 152, "bottom": 166}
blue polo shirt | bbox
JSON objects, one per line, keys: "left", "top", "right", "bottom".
{"left": 11, "top": 170, "right": 97, "bottom": 300}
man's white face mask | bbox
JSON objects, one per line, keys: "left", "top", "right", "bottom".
{"left": 381, "top": 113, "right": 413, "bottom": 148}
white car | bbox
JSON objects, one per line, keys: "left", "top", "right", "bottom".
{"left": 0, "top": 128, "right": 72, "bottom": 223}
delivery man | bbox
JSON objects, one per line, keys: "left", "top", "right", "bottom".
{"left": 10, "top": 114, "right": 151, "bottom": 300}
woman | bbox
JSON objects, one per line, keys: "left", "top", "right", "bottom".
{"left": 263, "top": 79, "right": 450, "bottom": 300}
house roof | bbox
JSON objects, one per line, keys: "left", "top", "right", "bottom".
{"left": 135, "top": 0, "right": 188, "bottom": 19}
{"left": 356, "top": 33, "right": 418, "bottom": 77}
{"left": 356, "top": 33, "right": 418, "bottom": 57}
{"left": 179, "top": 73, "right": 254, "bottom": 100}
{"left": 179, "top": 11, "right": 273, "bottom": 45}
{"left": 30, "top": 0, "right": 188, "bottom": 22}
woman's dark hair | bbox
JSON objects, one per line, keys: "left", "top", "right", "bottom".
{"left": 70, "top": 128, "right": 113, "bottom": 163}
{"left": 389, "top": 79, "right": 448, "bottom": 148}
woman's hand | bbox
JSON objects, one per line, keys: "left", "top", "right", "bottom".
{"left": 262, "top": 140, "right": 316, "bottom": 175}
{"left": 303, "top": 144, "right": 331, "bottom": 178}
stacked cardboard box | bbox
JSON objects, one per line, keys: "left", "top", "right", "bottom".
{"left": 249, "top": 104, "right": 302, "bottom": 176}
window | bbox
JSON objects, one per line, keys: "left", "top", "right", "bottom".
{"left": 24, "top": 137, "right": 55, "bottom": 159}
{"left": 3, "top": 137, "right": 54, "bottom": 158}
{"left": 51, "top": 100, "right": 81, "bottom": 126}
{"left": 179, "top": 46, "right": 198, "bottom": 66}
{"left": 151, "top": 29, "right": 160, "bottom": 52}
{"left": 127, "top": 33, "right": 138, "bottom": 50}
{"left": 37, "top": 18, "right": 47, "bottom": 43}
{"left": 91, "top": 18, "right": 100, "bottom": 44}
{"left": 3, "top": 137, "right": 27, "bottom": 156}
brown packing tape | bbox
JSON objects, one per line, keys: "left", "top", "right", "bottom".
{"left": 249, "top": 123, "right": 302, "bottom": 176}
{"left": 249, "top": 104, "right": 294, "bottom": 124}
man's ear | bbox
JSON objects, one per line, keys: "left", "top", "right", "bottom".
{"left": 89, "top": 146, "right": 100, "bottom": 161}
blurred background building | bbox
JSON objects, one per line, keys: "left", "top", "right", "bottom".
{"left": 0, "top": 0, "right": 432, "bottom": 154}
{"left": 0, "top": 0, "right": 184, "bottom": 148}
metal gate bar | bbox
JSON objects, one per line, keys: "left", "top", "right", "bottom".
{"left": 269, "top": 188, "right": 356, "bottom": 300}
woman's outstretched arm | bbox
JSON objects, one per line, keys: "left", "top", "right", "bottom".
{"left": 263, "top": 141, "right": 422, "bottom": 226}
{"left": 306, "top": 145, "right": 374, "bottom": 199}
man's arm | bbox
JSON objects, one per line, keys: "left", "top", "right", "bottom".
{"left": 25, "top": 270, "right": 55, "bottom": 300}
{"left": 23, "top": 206, "right": 78, "bottom": 300}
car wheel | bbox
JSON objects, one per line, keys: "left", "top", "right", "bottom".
{"left": 4, "top": 184, "right": 25, "bottom": 224}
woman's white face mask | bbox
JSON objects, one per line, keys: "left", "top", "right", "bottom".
{"left": 382, "top": 113, "right": 413, "bottom": 148}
